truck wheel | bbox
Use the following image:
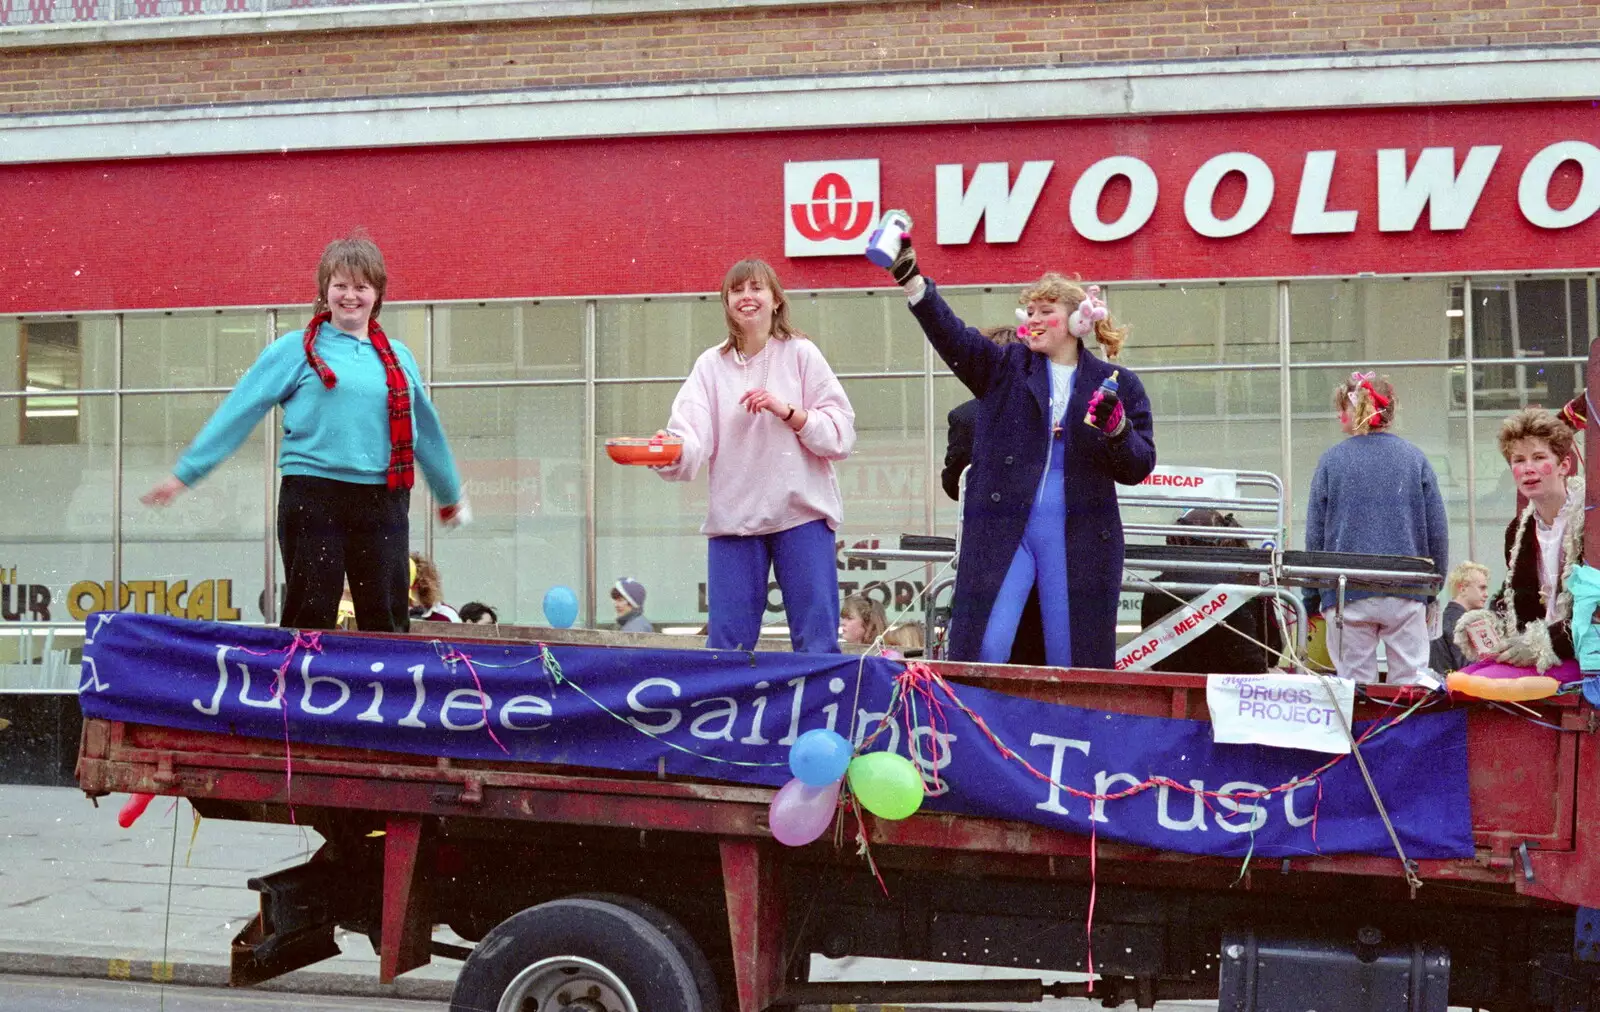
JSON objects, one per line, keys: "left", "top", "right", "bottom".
{"left": 449, "top": 897, "right": 703, "bottom": 1012}
{"left": 571, "top": 893, "right": 722, "bottom": 1012}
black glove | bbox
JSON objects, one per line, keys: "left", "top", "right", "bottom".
{"left": 889, "top": 234, "right": 920, "bottom": 286}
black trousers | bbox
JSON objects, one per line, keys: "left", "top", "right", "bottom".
{"left": 278, "top": 475, "right": 411, "bottom": 633}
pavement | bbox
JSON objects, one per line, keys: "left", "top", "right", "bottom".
{"left": 0, "top": 784, "right": 1219, "bottom": 1011}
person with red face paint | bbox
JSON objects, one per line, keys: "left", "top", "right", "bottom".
{"left": 878, "top": 237, "right": 1156, "bottom": 669}
{"left": 1304, "top": 372, "right": 1448, "bottom": 684}
{"left": 1456, "top": 408, "right": 1583, "bottom": 670}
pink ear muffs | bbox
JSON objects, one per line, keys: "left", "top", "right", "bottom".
{"left": 1068, "top": 284, "right": 1108, "bottom": 339}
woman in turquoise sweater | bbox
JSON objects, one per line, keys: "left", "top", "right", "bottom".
{"left": 142, "top": 236, "right": 467, "bottom": 633}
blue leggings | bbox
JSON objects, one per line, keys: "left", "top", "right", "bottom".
{"left": 707, "top": 518, "right": 841, "bottom": 654}
{"left": 979, "top": 431, "right": 1072, "bottom": 666}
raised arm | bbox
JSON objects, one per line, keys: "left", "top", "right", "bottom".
{"left": 878, "top": 236, "right": 1005, "bottom": 399}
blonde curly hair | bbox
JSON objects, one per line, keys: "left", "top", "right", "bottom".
{"left": 1019, "top": 273, "right": 1128, "bottom": 359}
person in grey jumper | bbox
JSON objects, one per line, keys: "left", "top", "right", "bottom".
{"left": 1304, "top": 372, "right": 1448, "bottom": 684}
{"left": 611, "top": 577, "right": 653, "bottom": 633}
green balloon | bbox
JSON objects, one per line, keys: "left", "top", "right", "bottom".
{"left": 847, "top": 751, "right": 925, "bottom": 821}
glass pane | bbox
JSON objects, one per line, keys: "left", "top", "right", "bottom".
{"left": 269, "top": 305, "right": 427, "bottom": 371}
{"left": 1113, "top": 282, "right": 1279, "bottom": 368}
{"left": 121, "top": 393, "right": 268, "bottom": 627}
{"left": 1289, "top": 366, "right": 1469, "bottom": 583}
{"left": 429, "top": 386, "right": 586, "bottom": 627}
{"left": 597, "top": 381, "right": 705, "bottom": 630}
{"left": 15, "top": 319, "right": 115, "bottom": 445}
{"left": 0, "top": 390, "right": 113, "bottom": 685}
{"left": 596, "top": 297, "right": 725, "bottom": 380}
{"left": 1289, "top": 278, "right": 1455, "bottom": 365}
{"left": 123, "top": 311, "right": 274, "bottom": 389}
{"left": 1469, "top": 276, "right": 1593, "bottom": 412}
{"left": 834, "top": 377, "right": 928, "bottom": 626}
{"left": 434, "top": 302, "right": 583, "bottom": 382}
{"left": 787, "top": 290, "right": 924, "bottom": 374}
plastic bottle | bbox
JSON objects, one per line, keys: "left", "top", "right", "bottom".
{"left": 864, "top": 209, "right": 913, "bottom": 268}
{"left": 1084, "top": 370, "right": 1120, "bottom": 426}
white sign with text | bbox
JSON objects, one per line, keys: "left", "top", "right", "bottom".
{"left": 1207, "top": 673, "right": 1355, "bottom": 755}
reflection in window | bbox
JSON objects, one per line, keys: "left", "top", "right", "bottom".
{"left": 22, "top": 322, "right": 81, "bottom": 445}
{"left": 1462, "top": 277, "right": 1594, "bottom": 411}
{"left": 434, "top": 303, "right": 583, "bottom": 381}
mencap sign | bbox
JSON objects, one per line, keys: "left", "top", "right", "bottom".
{"left": 787, "top": 141, "right": 1600, "bottom": 258}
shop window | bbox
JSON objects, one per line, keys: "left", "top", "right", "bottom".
{"left": 434, "top": 303, "right": 582, "bottom": 382}
{"left": 123, "top": 311, "right": 273, "bottom": 390}
{"left": 20, "top": 321, "right": 82, "bottom": 445}
{"left": 432, "top": 385, "right": 585, "bottom": 627}
{"left": 597, "top": 298, "right": 726, "bottom": 380}
{"left": 1461, "top": 277, "right": 1594, "bottom": 412}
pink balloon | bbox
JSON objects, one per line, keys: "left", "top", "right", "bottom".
{"left": 768, "top": 777, "right": 841, "bottom": 847}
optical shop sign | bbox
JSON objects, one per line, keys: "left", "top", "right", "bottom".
{"left": 1207, "top": 673, "right": 1356, "bottom": 755}
{"left": 0, "top": 567, "right": 241, "bottom": 623}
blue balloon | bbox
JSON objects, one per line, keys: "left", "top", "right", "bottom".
{"left": 542, "top": 586, "right": 579, "bottom": 629}
{"left": 788, "top": 728, "right": 853, "bottom": 787}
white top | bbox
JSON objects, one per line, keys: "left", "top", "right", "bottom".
{"left": 1537, "top": 508, "right": 1569, "bottom": 623}
{"left": 1049, "top": 361, "right": 1077, "bottom": 428}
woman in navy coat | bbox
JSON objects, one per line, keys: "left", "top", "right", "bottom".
{"left": 881, "top": 238, "right": 1156, "bottom": 669}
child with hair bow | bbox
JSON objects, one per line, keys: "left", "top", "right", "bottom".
{"left": 1304, "top": 371, "right": 1448, "bottom": 684}
{"left": 875, "top": 234, "right": 1156, "bottom": 669}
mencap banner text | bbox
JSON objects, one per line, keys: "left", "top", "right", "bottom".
{"left": 78, "top": 612, "right": 1473, "bottom": 860}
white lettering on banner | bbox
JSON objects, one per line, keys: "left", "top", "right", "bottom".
{"left": 1519, "top": 140, "right": 1600, "bottom": 229}
{"left": 1069, "top": 155, "right": 1160, "bottom": 242}
{"left": 935, "top": 161, "right": 1054, "bottom": 244}
{"left": 1114, "top": 585, "right": 1257, "bottom": 672}
{"left": 1207, "top": 673, "right": 1355, "bottom": 755}
{"left": 784, "top": 159, "right": 880, "bottom": 257}
{"left": 175, "top": 647, "right": 1405, "bottom": 843}
{"left": 1291, "top": 150, "right": 1359, "bottom": 235}
{"left": 1375, "top": 145, "right": 1501, "bottom": 232}
{"left": 1184, "top": 152, "right": 1276, "bottom": 239}
{"left": 857, "top": 142, "right": 1600, "bottom": 252}
{"left": 1124, "top": 465, "right": 1239, "bottom": 500}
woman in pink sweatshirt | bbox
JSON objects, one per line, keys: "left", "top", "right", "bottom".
{"left": 655, "top": 259, "right": 857, "bottom": 653}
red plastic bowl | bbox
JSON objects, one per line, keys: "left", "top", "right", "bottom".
{"left": 605, "top": 436, "right": 683, "bottom": 466}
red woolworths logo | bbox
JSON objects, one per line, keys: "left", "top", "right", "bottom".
{"left": 791, "top": 172, "right": 875, "bottom": 240}
{"left": 784, "top": 158, "right": 880, "bottom": 258}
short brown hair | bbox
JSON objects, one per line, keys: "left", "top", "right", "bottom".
{"left": 313, "top": 235, "right": 388, "bottom": 318}
{"left": 1333, "top": 372, "right": 1397, "bottom": 435}
{"left": 1498, "top": 406, "right": 1575, "bottom": 462}
{"left": 719, "top": 258, "right": 801, "bottom": 355}
{"left": 1018, "top": 273, "right": 1128, "bottom": 358}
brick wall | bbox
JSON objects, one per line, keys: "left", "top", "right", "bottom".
{"left": 2, "top": 0, "right": 1598, "bottom": 115}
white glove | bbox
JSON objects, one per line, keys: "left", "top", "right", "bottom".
{"left": 439, "top": 498, "right": 472, "bottom": 529}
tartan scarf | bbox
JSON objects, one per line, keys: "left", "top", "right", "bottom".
{"left": 302, "top": 311, "right": 415, "bottom": 491}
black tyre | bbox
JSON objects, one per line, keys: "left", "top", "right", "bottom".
{"left": 449, "top": 897, "right": 703, "bottom": 1012}
{"left": 571, "top": 893, "right": 722, "bottom": 1012}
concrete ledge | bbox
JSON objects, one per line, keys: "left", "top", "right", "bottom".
{"left": 0, "top": 0, "right": 877, "bottom": 49}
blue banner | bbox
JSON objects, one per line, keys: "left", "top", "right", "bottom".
{"left": 78, "top": 613, "right": 1473, "bottom": 859}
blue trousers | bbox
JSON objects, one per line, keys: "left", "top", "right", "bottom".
{"left": 707, "top": 518, "right": 841, "bottom": 654}
{"left": 979, "top": 431, "right": 1072, "bottom": 666}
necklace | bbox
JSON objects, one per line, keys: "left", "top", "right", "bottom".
{"left": 737, "top": 338, "right": 772, "bottom": 393}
